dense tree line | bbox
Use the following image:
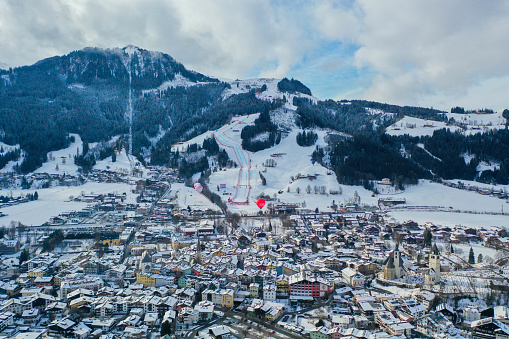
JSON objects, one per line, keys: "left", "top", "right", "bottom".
{"left": 42, "top": 230, "right": 64, "bottom": 252}
{"left": 241, "top": 109, "right": 281, "bottom": 151}
{"left": 294, "top": 98, "right": 446, "bottom": 136}
{"left": 315, "top": 134, "right": 427, "bottom": 188}
{"left": 296, "top": 130, "right": 318, "bottom": 146}
{"left": 0, "top": 148, "right": 21, "bottom": 170}
{"left": 277, "top": 78, "right": 312, "bottom": 95}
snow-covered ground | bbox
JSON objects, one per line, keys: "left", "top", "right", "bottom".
{"left": 141, "top": 73, "right": 215, "bottom": 96}
{"left": 446, "top": 111, "right": 506, "bottom": 135}
{"left": 224, "top": 78, "right": 318, "bottom": 110}
{"left": 94, "top": 149, "right": 138, "bottom": 174}
{"left": 386, "top": 111, "right": 506, "bottom": 137}
{"left": 0, "top": 141, "right": 24, "bottom": 173}
{"left": 390, "top": 180, "right": 506, "bottom": 213}
{"left": 34, "top": 134, "right": 83, "bottom": 175}
{"left": 0, "top": 182, "right": 137, "bottom": 227}
{"left": 386, "top": 116, "right": 461, "bottom": 137}
{"left": 386, "top": 180, "right": 509, "bottom": 228}
{"left": 170, "top": 183, "right": 221, "bottom": 212}
{"left": 205, "top": 114, "right": 377, "bottom": 213}
{"left": 171, "top": 131, "right": 215, "bottom": 153}
{"left": 388, "top": 209, "right": 509, "bottom": 229}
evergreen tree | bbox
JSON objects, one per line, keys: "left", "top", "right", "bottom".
{"left": 33, "top": 191, "right": 38, "bottom": 200}
{"left": 160, "top": 320, "right": 172, "bottom": 336}
{"left": 478, "top": 253, "right": 483, "bottom": 263}
{"left": 469, "top": 247, "right": 475, "bottom": 264}
{"left": 19, "top": 248, "right": 30, "bottom": 266}
{"left": 423, "top": 228, "right": 432, "bottom": 247}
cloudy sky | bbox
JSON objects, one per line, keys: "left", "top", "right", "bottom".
{"left": 1, "top": 0, "right": 508, "bottom": 111}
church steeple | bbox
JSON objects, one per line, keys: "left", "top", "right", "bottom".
{"left": 432, "top": 243, "right": 439, "bottom": 255}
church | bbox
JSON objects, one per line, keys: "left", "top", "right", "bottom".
{"left": 425, "top": 244, "right": 441, "bottom": 285}
{"left": 381, "top": 244, "right": 407, "bottom": 280}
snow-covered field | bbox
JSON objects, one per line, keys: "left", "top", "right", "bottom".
{"left": 386, "top": 116, "right": 461, "bottom": 137}
{"left": 388, "top": 210, "right": 509, "bottom": 229}
{"left": 391, "top": 180, "right": 506, "bottom": 213}
{"left": 386, "top": 111, "right": 506, "bottom": 137}
{"left": 34, "top": 134, "right": 83, "bottom": 175}
{"left": 94, "top": 149, "right": 136, "bottom": 174}
{"left": 0, "top": 182, "right": 137, "bottom": 227}
{"left": 385, "top": 180, "right": 509, "bottom": 228}
{"left": 170, "top": 183, "right": 221, "bottom": 212}
{"left": 446, "top": 111, "right": 506, "bottom": 135}
{"left": 224, "top": 78, "right": 318, "bottom": 110}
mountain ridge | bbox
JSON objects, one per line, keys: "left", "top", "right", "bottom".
{"left": 1, "top": 46, "right": 508, "bottom": 187}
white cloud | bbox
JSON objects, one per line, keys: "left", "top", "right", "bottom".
{"left": 314, "top": 0, "right": 509, "bottom": 109}
{"left": 1, "top": 0, "right": 508, "bottom": 110}
{"left": 0, "top": 0, "right": 313, "bottom": 80}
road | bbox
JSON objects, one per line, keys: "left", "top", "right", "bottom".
{"left": 213, "top": 116, "right": 252, "bottom": 204}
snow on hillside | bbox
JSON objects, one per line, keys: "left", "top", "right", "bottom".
{"left": 386, "top": 116, "right": 461, "bottom": 137}
{"left": 142, "top": 73, "right": 213, "bottom": 95}
{"left": 0, "top": 142, "right": 24, "bottom": 173}
{"left": 386, "top": 180, "right": 509, "bottom": 228}
{"left": 205, "top": 114, "right": 377, "bottom": 213}
{"left": 0, "top": 142, "right": 18, "bottom": 155}
{"left": 0, "top": 182, "right": 137, "bottom": 227}
{"left": 170, "top": 182, "right": 221, "bottom": 212}
{"left": 224, "top": 78, "right": 318, "bottom": 111}
{"left": 387, "top": 112, "right": 506, "bottom": 137}
{"left": 94, "top": 149, "right": 139, "bottom": 174}
{"left": 0, "top": 62, "right": 9, "bottom": 70}
{"left": 34, "top": 134, "right": 82, "bottom": 175}
{"left": 416, "top": 143, "right": 441, "bottom": 161}
{"left": 171, "top": 130, "right": 215, "bottom": 152}
{"left": 446, "top": 111, "right": 506, "bottom": 135}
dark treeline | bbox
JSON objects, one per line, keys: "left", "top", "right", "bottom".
{"left": 294, "top": 98, "right": 447, "bottom": 136}
{"left": 241, "top": 109, "right": 281, "bottom": 152}
{"left": 277, "top": 78, "right": 312, "bottom": 96}
{"left": 314, "top": 134, "right": 427, "bottom": 189}
{"left": 296, "top": 130, "right": 318, "bottom": 147}
{"left": 394, "top": 129, "right": 509, "bottom": 184}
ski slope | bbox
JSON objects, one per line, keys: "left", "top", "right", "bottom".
{"left": 213, "top": 115, "right": 257, "bottom": 204}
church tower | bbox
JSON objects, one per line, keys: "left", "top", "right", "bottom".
{"left": 426, "top": 244, "right": 441, "bottom": 285}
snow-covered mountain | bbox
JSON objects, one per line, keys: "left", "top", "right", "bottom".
{"left": 0, "top": 62, "right": 9, "bottom": 70}
{"left": 1, "top": 45, "right": 509, "bottom": 187}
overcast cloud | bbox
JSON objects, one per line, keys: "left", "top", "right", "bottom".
{"left": 1, "top": 0, "right": 508, "bottom": 110}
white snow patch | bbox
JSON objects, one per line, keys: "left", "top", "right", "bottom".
{"left": 250, "top": 132, "right": 270, "bottom": 143}
{"left": 34, "top": 134, "right": 82, "bottom": 175}
{"left": 68, "top": 83, "right": 85, "bottom": 90}
{"left": 476, "top": 161, "right": 500, "bottom": 173}
{"left": 142, "top": 74, "right": 212, "bottom": 95}
{"left": 386, "top": 116, "right": 460, "bottom": 137}
{"left": 170, "top": 182, "right": 221, "bottom": 212}
{"left": 0, "top": 182, "right": 138, "bottom": 227}
{"left": 446, "top": 111, "right": 506, "bottom": 135}
{"left": 462, "top": 153, "right": 475, "bottom": 165}
{"left": 171, "top": 131, "right": 215, "bottom": 153}
{"left": 417, "top": 143, "right": 442, "bottom": 162}
{"left": 223, "top": 78, "right": 318, "bottom": 111}
{"left": 94, "top": 149, "right": 143, "bottom": 175}
{"left": 0, "top": 142, "right": 19, "bottom": 155}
